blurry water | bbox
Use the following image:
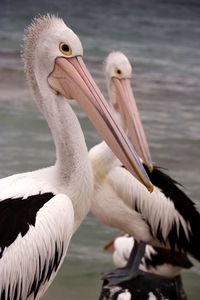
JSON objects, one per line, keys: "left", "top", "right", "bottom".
{"left": 0, "top": 0, "right": 200, "bottom": 299}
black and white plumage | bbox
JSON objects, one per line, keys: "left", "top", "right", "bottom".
{"left": 99, "top": 274, "right": 187, "bottom": 300}
{"left": 90, "top": 51, "right": 200, "bottom": 273}
{"left": 0, "top": 18, "right": 151, "bottom": 300}
{"left": 0, "top": 187, "right": 73, "bottom": 300}
{"left": 105, "top": 235, "right": 192, "bottom": 277}
{"left": 90, "top": 123, "right": 200, "bottom": 264}
{"left": 143, "top": 165, "right": 200, "bottom": 258}
{"left": 99, "top": 235, "right": 190, "bottom": 299}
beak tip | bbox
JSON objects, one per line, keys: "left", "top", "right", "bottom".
{"left": 148, "top": 183, "right": 154, "bottom": 193}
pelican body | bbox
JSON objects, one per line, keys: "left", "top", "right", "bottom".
{"left": 105, "top": 235, "right": 192, "bottom": 277}
{"left": 0, "top": 18, "right": 151, "bottom": 300}
{"left": 101, "top": 236, "right": 189, "bottom": 300}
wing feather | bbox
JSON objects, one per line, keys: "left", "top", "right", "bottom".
{"left": 107, "top": 166, "right": 192, "bottom": 250}
{"left": 0, "top": 193, "right": 74, "bottom": 300}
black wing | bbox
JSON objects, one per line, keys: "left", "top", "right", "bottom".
{"left": 144, "top": 164, "right": 200, "bottom": 261}
{"left": 144, "top": 246, "right": 193, "bottom": 270}
{"left": 0, "top": 192, "right": 54, "bottom": 258}
{"left": 0, "top": 192, "right": 71, "bottom": 300}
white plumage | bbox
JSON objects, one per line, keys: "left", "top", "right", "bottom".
{"left": 117, "top": 290, "right": 131, "bottom": 300}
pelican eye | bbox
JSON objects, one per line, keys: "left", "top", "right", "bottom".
{"left": 115, "top": 69, "right": 122, "bottom": 77}
{"left": 59, "top": 42, "right": 72, "bottom": 55}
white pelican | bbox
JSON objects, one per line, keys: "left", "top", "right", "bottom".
{"left": 104, "top": 234, "right": 192, "bottom": 278}
{"left": 0, "top": 18, "right": 152, "bottom": 300}
{"left": 99, "top": 235, "right": 189, "bottom": 300}
{"left": 90, "top": 51, "right": 200, "bottom": 284}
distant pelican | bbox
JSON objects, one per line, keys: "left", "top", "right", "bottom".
{"left": 99, "top": 234, "right": 190, "bottom": 300}
{"left": 90, "top": 51, "right": 200, "bottom": 284}
{"left": 104, "top": 234, "right": 192, "bottom": 277}
{"left": 0, "top": 18, "right": 152, "bottom": 300}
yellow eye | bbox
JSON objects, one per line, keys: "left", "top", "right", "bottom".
{"left": 115, "top": 68, "right": 122, "bottom": 77}
{"left": 59, "top": 42, "right": 72, "bottom": 55}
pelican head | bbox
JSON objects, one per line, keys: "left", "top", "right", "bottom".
{"left": 23, "top": 16, "right": 153, "bottom": 191}
{"left": 105, "top": 51, "right": 153, "bottom": 171}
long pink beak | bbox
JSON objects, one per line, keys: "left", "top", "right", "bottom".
{"left": 48, "top": 56, "right": 153, "bottom": 191}
{"left": 111, "top": 77, "right": 153, "bottom": 171}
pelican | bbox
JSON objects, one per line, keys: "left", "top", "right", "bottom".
{"left": 99, "top": 235, "right": 189, "bottom": 300}
{"left": 90, "top": 51, "right": 200, "bottom": 284}
{"left": 104, "top": 234, "right": 192, "bottom": 277}
{"left": 0, "top": 17, "right": 152, "bottom": 300}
